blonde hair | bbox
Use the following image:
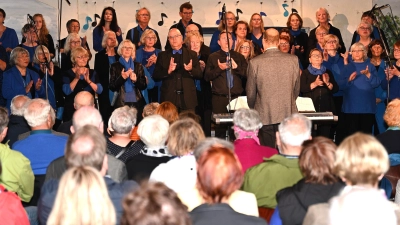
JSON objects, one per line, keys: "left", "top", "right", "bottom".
{"left": 33, "top": 45, "right": 50, "bottom": 64}
{"left": 117, "top": 40, "right": 136, "bottom": 59}
{"left": 249, "top": 13, "right": 265, "bottom": 33}
{"left": 334, "top": 132, "right": 389, "bottom": 185}
{"left": 101, "top": 31, "right": 118, "bottom": 49}
{"left": 234, "top": 40, "right": 255, "bottom": 60}
{"left": 47, "top": 166, "right": 116, "bottom": 225}
{"left": 384, "top": 99, "right": 400, "bottom": 127}
{"left": 184, "top": 32, "right": 204, "bottom": 50}
{"left": 167, "top": 118, "right": 205, "bottom": 156}
{"left": 140, "top": 29, "right": 158, "bottom": 46}
{"left": 64, "top": 33, "right": 81, "bottom": 54}
{"left": 70, "top": 46, "right": 88, "bottom": 64}
{"left": 323, "top": 34, "right": 341, "bottom": 50}
{"left": 218, "top": 11, "right": 236, "bottom": 32}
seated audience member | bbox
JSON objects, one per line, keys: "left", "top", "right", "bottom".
{"left": 190, "top": 146, "right": 267, "bottom": 225}
{"left": 38, "top": 125, "right": 138, "bottom": 225}
{"left": 4, "top": 95, "right": 30, "bottom": 147}
{"left": 121, "top": 182, "right": 191, "bottom": 225}
{"left": 107, "top": 106, "right": 144, "bottom": 163}
{"left": 155, "top": 101, "right": 179, "bottom": 124}
{"left": 179, "top": 137, "right": 259, "bottom": 217}
{"left": 47, "top": 166, "right": 116, "bottom": 225}
{"left": 330, "top": 188, "right": 397, "bottom": 225}
{"left": 0, "top": 107, "right": 34, "bottom": 203}
{"left": 303, "top": 132, "right": 391, "bottom": 225}
{"left": 179, "top": 110, "right": 201, "bottom": 124}
{"left": 377, "top": 99, "right": 400, "bottom": 155}
{"left": 233, "top": 108, "right": 278, "bottom": 172}
{"left": 270, "top": 137, "right": 344, "bottom": 225}
{"left": 57, "top": 91, "right": 94, "bottom": 135}
{"left": 0, "top": 160, "right": 30, "bottom": 225}
{"left": 13, "top": 99, "right": 67, "bottom": 206}
{"left": 242, "top": 114, "right": 311, "bottom": 208}
{"left": 125, "top": 115, "right": 172, "bottom": 182}
{"left": 129, "top": 102, "right": 160, "bottom": 141}
{"left": 150, "top": 118, "right": 205, "bottom": 193}
{"left": 46, "top": 106, "right": 128, "bottom": 183}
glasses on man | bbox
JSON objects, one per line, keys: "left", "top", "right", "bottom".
{"left": 393, "top": 48, "right": 400, "bottom": 53}
{"left": 186, "top": 30, "right": 199, "bottom": 34}
{"left": 168, "top": 34, "right": 182, "bottom": 40}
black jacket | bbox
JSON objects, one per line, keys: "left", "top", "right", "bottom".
{"left": 276, "top": 179, "right": 344, "bottom": 225}
{"left": 165, "top": 19, "right": 203, "bottom": 50}
{"left": 308, "top": 24, "right": 346, "bottom": 54}
{"left": 4, "top": 115, "right": 30, "bottom": 147}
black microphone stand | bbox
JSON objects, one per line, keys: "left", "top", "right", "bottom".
{"left": 221, "top": 4, "right": 233, "bottom": 113}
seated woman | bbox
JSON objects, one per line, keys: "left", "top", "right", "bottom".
{"left": 2, "top": 47, "right": 45, "bottom": 111}
{"left": 150, "top": 118, "right": 205, "bottom": 193}
{"left": 286, "top": 13, "right": 308, "bottom": 68}
{"left": 19, "top": 24, "right": 38, "bottom": 64}
{"left": 155, "top": 101, "right": 179, "bottom": 124}
{"left": 47, "top": 166, "right": 116, "bottom": 225}
{"left": 233, "top": 108, "right": 277, "bottom": 172}
{"left": 62, "top": 46, "right": 103, "bottom": 121}
{"left": 271, "top": 137, "right": 344, "bottom": 225}
{"left": 377, "top": 99, "right": 400, "bottom": 155}
{"left": 301, "top": 48, "right": 338, "bottom": 137}
{"left": 190, "top": 146, "right": 267, "bottom": 225}
{"left": 381, "top": 40, "right": 400, "bottom": 101}
{"left": 107, "top": 106, "right": 144, "bottom": 163}
{"left": 93, "top": 7, "right": 123, "bottom": 52}
{"left": 303, "top": 132, "right": 395, "bottom": 225}
{"left": 125, "top": 115, "right": 172, "bottom": 182}
{"left": 0, "top": 8, "right": 19, "bottom": 56}
{"left": 335, "top": 43, "right": 380, "bottom": 144}
{"left": 109, "top": 40, "right": 147, "bottom": 121}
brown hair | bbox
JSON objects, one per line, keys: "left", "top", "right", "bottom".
{"left": 367, "top": 39, "right": 386, "bottom": 59}
{"left": 167, "top": 118, "right": 205, "bottom": 156}
{"left": 233, "top": 20, "right": 249, "bottom": 36}
{"left": 179, "top": 110, "right": 201, "bottom": 124}
{"left": 180, "top": 2, "right": 193, "bottom": 12}
{"left": 384, "top": 99, "right": 400, "bottom": 127}
{"left": 196, "top": 146, "right": 243, "bottom": 204}
{"left": 143, "top": 102, "right": 160, "bottom": 117}
{"left": 394, "top": 40, "right": 400, "bottom": 51}
{"left": 249, "top": 13, "right": 265, "bottom": 33}
{"left": 155, "top": 101, "right": 179, "bottom": 124}
{"left": 218, "top": 11, "right": 236, "bottom": 32}
{"left": 286, "top": 13, "right": 303, "bottom": 29}
{"left": 121, "top": 182, "right": 191, "bottom": 225}
{"left": 300, "top": 137, "right": 338, "bottom": 185}
{"left": 235, "top": 40, "right": 255, "bottom": 60}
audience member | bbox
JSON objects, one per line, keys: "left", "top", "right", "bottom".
{"left": 179, "top": 110, "right": 201, "bottom": 124}
{"left": 0, "top": 107, "right": 34, "bottom": 203}
{"left": 155, "top": 101, "right": 179, "bottom": 124}
{"left": 377, "top": 99, "right": 400, "bottom": 155}
{"left": 143, "top": 102, "right": 160, "bottom": 117}
{"left": 242, "top": 113, "right": 311, "bottom": 208}
{"left": 233, "top": 108, "right": 278, "bottom": 172}
{"left": 190, "top": 146, "right": 267, "bottom": 225}
{"left": 93, "top": 6, "right": 123, "bottom": 52}
{"left": 150, "top": 118, "right": 205, "bottom": 193}
{"left": 38, "top": 125, "right": 137, "bottom": 225}
{"left": 4, "top": 95, "right": 30, "bottom": 146}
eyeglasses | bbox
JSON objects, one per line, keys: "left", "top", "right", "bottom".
{"left": 252, "top": 18, "right": 261, "bottom": 21}
{"left": 70, "top": 41, "right": 81, "bottom": 45}
{"left": 359, "top": 26, "right": 371, "bottom": 31}
{"left": 311, "top": 54, "right": 322, "bottom": 58}
{"left": 139, "top": 14, "right": 149, "bottom": 17}
{"left": 17, "top": 54, "right": 29, "bottom": 59}
{"left": 145, "top": 37, "right": 156, "bottom": 40}
{"left": 122, "top": 46, "right": 134, "bottom": 50}
{"left": 76, "top": 55, "right": 89, "bottom": 60}
{"left": 280, "top": 43, "right": 289, "bottom": 46}
{"left": 316, "top": 32, "right": 327, "bottom": 36}
{"left": 351, "top": 50, "right": 364, "bottom": 53}
{"left": 220, "top": 37, "right": 232, "bottom": 41}
{"left": 240, "top": 46, "right": 250, "bottom": 50}
{"left": 326, "top": 40, "right": 337, "bottom": 44}
{"left": 181, "top": 12, "right": 193, "bottom": 15}
{"left": 394, "top": 48, "right": 400, "bottom": 53}
{"left": 186, "top": 30, "right": 199, "bottom": 34}
{"left": 168, "top": 34, "right": 182, "bottom": 40}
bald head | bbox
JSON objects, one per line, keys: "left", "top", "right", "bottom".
{"left": 168, "top": 28, "right": 183, "bottom": 50}
{"left": 186, "top": 24, "right": 199, "bottom": 35}
{"left": 264, "top": 28, "right": 280, "bottom": 48}
{"left": 11, "top": 95, "right": 30, "bottom": 116}
{"left": 74, "top": 91, "right": 94, "bottom": 110}
{"left": 72, "top": 106, "right": 103, "bottom": 133}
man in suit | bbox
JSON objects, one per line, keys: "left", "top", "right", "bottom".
{"left": 153, "top": 28, "right": 202, "bottom": 112}
{"left": 165, "top": 2, "right": 203, "bottom": 50}
{"left": 247, "top": 28, "right": 300, "bottom": 148}
{"left": 205, "top": 31, "right": 247, "bottom": 139}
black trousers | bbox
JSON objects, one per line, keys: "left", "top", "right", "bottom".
{"left": 259, "top": 124, "right": 279, "bottom": 149}
{"left": 335, "top": 113, "right": 374, "bottom": 144}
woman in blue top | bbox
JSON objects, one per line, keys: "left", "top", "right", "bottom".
{"left": 2, "top": 47, "right": 45, "bottom": 111}
{"left": 0, "top": 8, "right": 19, "bottom": 56}
{"left": 367, "top": 39, "right": 388, "bottom": 135}
{"left": 247, "top": 13, "right": 264, "bottom": 52}
{"left": 335, "top": 42, "right": 381, "bottom": 144}
{"left": 19, "top": 24, "right": 38, "bottom": 64}
{"left": 382, "top": 40, "right": 400, "bottom": 103}
{"left": 93, "top": 7, "right": 123, "bottom": 52}
{"left": 135, "top": 29, "right": 159, "bottom": 103}
{"left": 209, "top": 11, "right": 236, "bottom": 53}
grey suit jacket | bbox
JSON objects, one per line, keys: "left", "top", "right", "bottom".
{"left": 246, "top": 48, "right": 300, "bottom": 125}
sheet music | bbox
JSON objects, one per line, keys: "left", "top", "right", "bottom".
{"left": 226, "top": 96, "right": 249, "bottom": 111}
{"left": 296, "top": 97, "right": 316, "bottom": 112}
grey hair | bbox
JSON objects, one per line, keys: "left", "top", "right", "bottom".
{"left": 117, "top": 39, "right": 135, "bottom": 58}
{"left": 140, "top": 29, "right": 157, "bottom": 46}
{"left": 357, "top": 21, "right": 373, "bottom": 34}
{"left": 101, "top": 31, "right": 118, "bottom": 49}
{"left": 0, "top": 107, "right": 8, "bottom": 134}
{"left": 350, "top": 42, "right": 368, "bottom": 60}
{"left": 315, "top": 7, "right": 331, "bottom": 22}
{"left": 33, "top": 45, "right": 50, "bottom": 64}
{"left": 64, "top": 33, "right": 81, "bottom": 54}
{"left": 72, "top": 106, "right": 103, "bottom": 131}
{"left": 10, "top": 95, "right": 30, "bottom": 116}
{"left": 137, "top": 115, "right": 169, "bottom": 148}
{"left": 108, "top": 106, "right": 137, "bottom": 134}
{"left": 233, "top": 108, "right": 262, "bottom": 131}
{"left": 193, "top": 137, "right": 234, "bottom": 161}
{"left": 24, "top": 99, "right": 55, "bottom": 127}
{"left": 278, "top": 113, "right": 312, "bottom": 147}
{"left": 9, "top": 47, "right": 29, "bottom": 66}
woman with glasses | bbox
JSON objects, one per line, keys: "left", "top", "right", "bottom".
{"left": 279, "top": 36, "right": 303, "bottom": 71}
{"left": 109, "top": 40, "right": 147, "bottom": 120}
{"left": 61, "top": 33, "right": 89, "bottom": 71}
{"left": 286, "top": 13, "right": 309, "bottom": 68}
{"left": 301, "top": 49, "right": 338, "bottom": 137}
{"left": 353, "top": 21, "right": 374, "bottom": 48}
{"left": 19, "top": 24, "right": 38, "bottom": 64}
{"left": 335, "top": 43, "right": 380, "bottom": 144}
{"left": 209, "top": 11, "right": 236, "bottom": 53}
{"left": 382, "top": 40, "right": 400, "bottom": 102}
{"left": 93, "top": 7, "right": 123, "bottom": 52}
{"left": 62, "top": 47, "right": 103, "bottom": 121}
{"left": 351, "top": 12, "right": 389, "bottom": 48}
{"left": 235, "top": 40, "right": 255, "bottom": 62}
{"left": 247, "top": 13, "right": 264, "bottom": 52}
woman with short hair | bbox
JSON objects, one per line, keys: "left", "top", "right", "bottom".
{"left": 286, "top": 13, "right": 308, "bottom": 68}
{"left": 155, "top": 101, "right": 179, "bottom": 124}
{"left": 355, "top": 21, "right": 374, "bottom": 48}
{"left": 19, "top": 24, "right": 38, "bottom": 63}
{"left": 61, "top": 33, "right": 85, "bottom": 71}
{"left": 377, "top": 99, "right": 400, "bottom": 155}
{"left": 47, "top": 166, "right": 116, "bottom": 225}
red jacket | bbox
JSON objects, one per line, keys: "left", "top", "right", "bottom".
{"left": 0, "top": 185, "right": 30, "bottom": 225}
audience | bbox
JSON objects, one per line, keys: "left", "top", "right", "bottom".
{"left": 4, "top": 95, "right": 30, "bottom": 146}
{"left": 47, "top": 166, "right": 116, "bottom": 225}
{"left": 38, "top": 125, "right": 137, "bottom": 225}
{"left": 377, "top": 99, "right": 400, "bottom": 155}
{"left": 155, "top": 101, "right": 179, "bottom": 124}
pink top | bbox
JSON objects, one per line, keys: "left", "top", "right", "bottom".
{"left": 234, "top": 138, "right": 278, "bottom": 173}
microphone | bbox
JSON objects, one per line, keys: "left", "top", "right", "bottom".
{"left": 373, "top": 4, "right": 390, "bottom": 10}
{"left": 222, "top": 3, "right": 226, "bottom": 13}
{"left": 65, "top": 0, "right": 71, "bottom": 6}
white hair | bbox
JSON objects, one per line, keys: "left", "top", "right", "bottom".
{"left": 23, "top": 99, "right": 54, "bottom": 127}
{"left": 233, "top": 108, "right": 262, "bottom": 131}
{"left": 64, "top": 33, "right": 81, "bottom": 54}
{"left": 278, "top": 113, "right": 311, "bottom": 146}
{"left": 137, "top": 115, "right": 169, "bottom": 148}
{"left": 108, "top": 106, "right": 137, "bottom": 134}
{"left": 10, "top": 95, "right": 30, "bottom": 116}
{"left": 72, "top": 106, "right": 103, "bottom": 131}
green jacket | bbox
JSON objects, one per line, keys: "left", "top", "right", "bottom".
{"left": 242, "top": 154, "right": 303, "bottom": 208}
{"left": 0, "top": 143, "right": 34, "bottom": 202}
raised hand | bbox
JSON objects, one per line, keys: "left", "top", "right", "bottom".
{"left": 35, "top": 79, "right": 42, "bottom": 91}
{"left": 168, "top": 57, "right": 177, "bottom": 74}
{"left": 184, "top": 59, "right": 193, "bottom": 71}
{"left": 323, "top": 49, "right": 328, "bottom": 61}
{"left": 322, "top": 73, "right": 330, "bottom": 84}
{"left": 360, "top": 65, "right": 371, "bottom": 78}
{"left": 341, "top": 51, "right": 349, "bottom": 65}
{"left": 26, "top": 80, "right": 33, "bottom": 93}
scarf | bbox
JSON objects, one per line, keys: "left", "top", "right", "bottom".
{"left": 233, "top": 125, "right": 260, "bottom": 145}
{"left": 307, "top": 64, "right": 327, "bottom": 76}
{"left": 141, "top": 146, "right": 172, "bottom": 157}
{"left": 119, "top": 57, "right": 135, "bottom": 93}
{"left": 290, "top": 29, "right": 301, "bottom": 37}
